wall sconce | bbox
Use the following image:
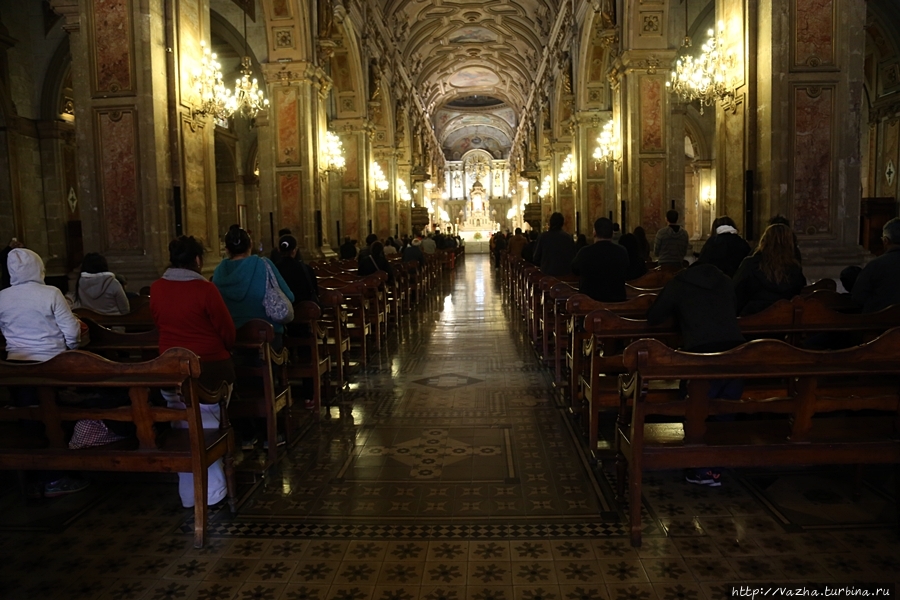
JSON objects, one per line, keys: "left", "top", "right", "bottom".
{"left": 322, "top": 130, "right": 345, "bottom": 173}
{"left": 370, "top": 161, "right": 389, "bottom": 193}
{"left": 593, "top": 120, "right": 618, "bottom": 166}
{"left": 397, "top": 178, "right": 412, "bottom": 201}
{"left": 666, "top": 21, "right": 735, "bottom": 114}
{"left": 557, "top": 153, "right": 575, "bottom": 188}
{"left": 537, "top": 175, "right": 552, "bottom": 199}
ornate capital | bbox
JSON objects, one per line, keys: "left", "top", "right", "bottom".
{"left": 49, "top": 0, "right": 80, "bottom": 32}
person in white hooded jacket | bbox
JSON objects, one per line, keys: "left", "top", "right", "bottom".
{"left": 0, "top": 248, "right": 81, "bottom": 361}
{"left": 0, "top": 248, "right": 90, "bottom": 497}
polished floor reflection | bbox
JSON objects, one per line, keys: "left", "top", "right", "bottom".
{"left": 0, "top": 254, "right": 897, "bottom": 600}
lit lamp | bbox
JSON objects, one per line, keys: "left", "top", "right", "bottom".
{"left": 537, "top": 175, "right": 552, "bottom": 199}
{"left": 593, "top": 120, "right": 618, "bottom": 166}
{"left": 229, "top": 11, "right": 269, "bottom": 120}
{"left": 322, "top": 131, "right": 345, "bottom": 173}
{"left": 370, "top": 162, "right": 389, "bottom": 194}
{"left": 192, "top": 41, "right": 233, "bottom": 121}
{"left": 397, "top": 178, "right": 412, "bottom": 202}
{"left": 558, "top": 153, "right": 575, "bottom": 188}
{"left": 666, "top": 21, "right": 734, "bottom": 114}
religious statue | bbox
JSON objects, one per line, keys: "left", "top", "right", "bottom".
{"left": 369, "top": 59, "right": 382, "bottom": 102}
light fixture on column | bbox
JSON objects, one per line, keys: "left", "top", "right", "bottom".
{"left": 537, "top": 175, "right": 552, "bottom": 199}
{"left": 593, "top": 120, "right": 618, "bottom": 165}
{"left": 322, "top": 131, "right": 345, "bottom": 173}
{"left": 370, "top": 161, "right": 389, "bottom": 193}
{"left": 557, "top": 153, "right": 575, "bottom": 188}
{"left": 666, "top": 21, "right": 734, "bottom": 114}
{"left": 397, "top": 178, "right": 412, "bottom": 202}
{"left": 192, "top": 41, "right": 233, "bottom": 121}
{"left": 230, "top": 11, "right": 270, "bottom": 120}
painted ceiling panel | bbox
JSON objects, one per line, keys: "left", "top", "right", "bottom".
{"left": 380, "top": 0, "right": 559, "bottom": 159}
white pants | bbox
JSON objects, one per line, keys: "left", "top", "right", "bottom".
{"left": 163, "top": 387, "right": 232, "bottom": 508}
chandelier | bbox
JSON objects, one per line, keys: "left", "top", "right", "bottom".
{"left": 370, "top": 162, "right": 389, "bottom": 192}
{"left": 666, "top": 22, "right": 733, "bottom": 114}
{"left": 558, "top": 153, "right": 575, "bottom": 187}
{"left": 322, "top": 131, "right": 345, "bottom": 172}
{"left": 230, "top": 56, "right": 269, "bottom": 119}
{"left": 593, "top": 120, "right": 617, "bottom": 165}
{"left": 192, "top": 41, "right": 233, "bottom": 121}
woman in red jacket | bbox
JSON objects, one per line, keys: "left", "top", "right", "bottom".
{"left": 150, "top": 236, "right": 236, "bottom": 508}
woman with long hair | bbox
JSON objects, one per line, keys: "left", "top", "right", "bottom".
{"left": 632, "top": 226, "right": 652, "bottom": 263}
{"left": 733, "top": 223, "right": 806, "bottom": 315}
{"left": 358, "top": 240, "right": 395, "bottom": 284}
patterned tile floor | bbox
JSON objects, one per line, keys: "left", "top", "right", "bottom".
{"left": 0, "top": 254, "right": 898, "bottom": 600}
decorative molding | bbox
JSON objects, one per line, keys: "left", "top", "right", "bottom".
{"left": 49, "top": 0, "right": 80, "bottom": 32}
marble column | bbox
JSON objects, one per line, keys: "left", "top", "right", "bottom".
{"left": 261, "top": 62, "right": 328, "bottom": 260}
{"left": 753, "top": 0, "right": 868, "bottom": 276}
{"left": 52, "top": 0, "right": 220, "bottom": 286}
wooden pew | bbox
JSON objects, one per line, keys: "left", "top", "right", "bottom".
{"left": 284, "top": 302, "right": 331, "bottom": 414}
{"left": 0, "top": 348, "right": 233, "bottom": 548}
{"left": 232, "top": 319, "right": 292, "bottom": 468}
{"left": 565, "top": 293, "right": 658, "bottom": 412}
{"left": 74, "top": 304, "right": 155, "bottom": 332}
{"left": 616, "top": 329, "right": 900, "bottom": 546}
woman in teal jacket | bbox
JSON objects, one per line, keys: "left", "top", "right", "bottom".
{"left": 213, "top": 224, "right": 294, "bottom": 347}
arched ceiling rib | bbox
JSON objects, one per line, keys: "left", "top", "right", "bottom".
{"left": 379, "top": 0, "right": 560, "bottom": 160}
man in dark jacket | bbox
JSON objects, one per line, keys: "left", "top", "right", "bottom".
{"left": 339, "top": 237, "right": 358, "bottom": 259}
{"left": 647, "top": 262, "right": 746, "bottom": 487}
{"left": 853, "top": 217, "right": 900, "bottom": 313}
{"left": 571, "top": 218, "right": 630, "bottom": 302}
{"left": 533, "top": 212, "right": 576, "bottom": 276}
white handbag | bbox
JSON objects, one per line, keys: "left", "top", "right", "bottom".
{"left": 262, "top": 259, "right": 294, "bottom": 324}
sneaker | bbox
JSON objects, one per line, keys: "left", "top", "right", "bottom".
{"left": 241, "top": 436, "right": 258, "bottom": 451}
{"left": 685, "top": 468, "right": 722, "bottom": 487}
{"left": 43, "top": 477, "right": 90, "bottom": 498}
{"left": 262, "top": 434, "right": 286, "bottom": 450}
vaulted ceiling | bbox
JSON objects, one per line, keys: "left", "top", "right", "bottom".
{"left": 380, "top": 0, "right": 562, "bottom": 160}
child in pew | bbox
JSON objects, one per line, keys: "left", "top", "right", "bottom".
{"left": 150, "top": 236, "right": 236, "bottom": 509}
{"left": 647, "top": 262, "right": 746, "bottom": 487}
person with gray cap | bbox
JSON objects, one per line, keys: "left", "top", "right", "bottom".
{"left": 852, "top": 217, "right": 900, "bottom": 313}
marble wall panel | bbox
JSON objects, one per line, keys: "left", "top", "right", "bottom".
{"left": 178, "top": 0, "right": 202, "bottom": 106}
{"left": 269, "top": 0, "right": 293, "bottom": 19}
{"left": 342, "top": 140, "right": 359, "bottom": 188}
{"left": 333, "top": 54, "right": 352, "bottom": 92}
{"left": 343, "top": 191, "right": 359, "bottom": 240}
{"left": 97, "top": 109, "right": 140, "bottom": 250}
{"left": 376, "top": 202, "right": 390, "bottom": 240}
{"left": 181, "top": 120, "right": 209, "bottom": 241}
{"left": 639, "top": 77, "right": 664, "bottom": 152}
{"left": 279, "top": 173, "right": 301, "bottom": 233}
{"left": 882, "top": 119, "right": 899, "bottom": 198}
{"left": 90, "top": 0, "right": 133, "bottom": 95}
{"left": 640, "top": 159, "right": 664, "bottom": 233}
{"left": 275, "top": 87, "right": 299, "bottom": 166}
{"left": 792, "top": 86, "right": 833, "bottom": 234}
{"left": 793, "top": 0, "right": 834, "bottom": 68}
{"left": 588, "top": 182, "right": 604, "bottom": 222}
{"left": 589, "top": 46, "right": 606, "bottom": 82}
{"left": 560, "top": 191, "right": 575, "bottom": 233}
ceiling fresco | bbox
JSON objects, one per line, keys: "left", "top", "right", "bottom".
{"left": 380, "top": 0, "right": 561, "bottom": 160}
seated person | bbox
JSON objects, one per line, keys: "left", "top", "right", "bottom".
{"left": 852, "top": 217, "right": 900, "bottom": 313}
{"left": 150, "top": 236, "right": 236, "bottom": 509}
{"left": 0, "top": 248, "right": 88, "bottom": 497}
{"left": 648, "top": 262, "right": 746, "bottom": 487}
{"left": 571, "top": 217, "right": 630, "bottom": 302}
{"left": 733, "top": 224, "right": 806, "bottom": 316}
{"left": 69, "top": 252, "right": 130, "bottom": 315}
{"left": 358, "top": 241, "right": 395, "bottom": 284}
